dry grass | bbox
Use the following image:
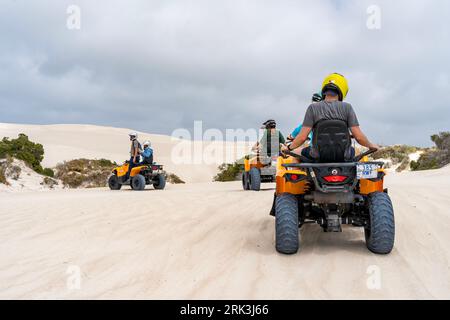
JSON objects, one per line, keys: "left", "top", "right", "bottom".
{"left": 0, "top": 164, "right": 7, "bottom": 185}
{"left": 41, "top": 176, "right": 59, "bottom": 189}
{"left": 372, "top": 145, "right": 419, "bottom": 164}
{"left": 55, "top": 158, "right": 117, "bottom": 188}
{"left": 166, "top": 173, "right": 185, "bottom": 184}
{"left": 0, "top": 157, "right": 15, "bottom": 185}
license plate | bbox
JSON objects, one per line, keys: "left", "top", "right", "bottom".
{"left": 356, "top": 164, "right": 378, "bottom": 179}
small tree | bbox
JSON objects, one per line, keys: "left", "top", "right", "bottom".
{"left": 214, "top": 162, "right": 244, "bottom": 182}
{"left": 0, "top": 134, "right": 53, "bottom": 175}
{"left": 431, "top": 132, "right": 450, "bottom": 151}
{"left": 411, "top": 131, "right": 450, "bottom": 171}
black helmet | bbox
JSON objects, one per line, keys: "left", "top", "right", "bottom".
{"left": 312, "top": 93, "right": 323, "bottom": 102}
{"left": 262, "top": 119, "right": 276, "bottom": 129}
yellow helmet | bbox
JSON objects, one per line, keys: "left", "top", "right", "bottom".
{"left": 321, "top": 73, "right": 349, "bottom": 101}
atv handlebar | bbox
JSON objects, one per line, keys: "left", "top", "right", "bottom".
{"left": 353, "top": 148, "right": 378, "bottom": 162}
{"left": 282, "top": 148, "right": 379, "bottom": 163}
{"left": 282, "top": 150, "right": 313, "bottom": 163}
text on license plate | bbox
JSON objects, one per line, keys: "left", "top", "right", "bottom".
{"left": 356, "top": 164, "right": 379, "bottom": 179}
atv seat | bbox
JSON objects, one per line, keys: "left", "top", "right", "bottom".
{"left": 310, "top": 120, "right": 353, "bottom": 163}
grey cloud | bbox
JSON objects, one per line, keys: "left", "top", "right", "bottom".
{"left": 0, "top": 0, "right": 449, "bottom": 146}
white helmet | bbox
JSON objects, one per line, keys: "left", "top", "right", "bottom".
{"left": 143, "top": 140, "right": 151, "bottom": 147}
{"left": 129, "top": 132, "right": 138, "bottom": 139}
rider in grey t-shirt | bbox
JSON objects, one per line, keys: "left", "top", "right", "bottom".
{"left": 302, "top": 100, "right": 359, "bottom": 132}
{"left": 281, "top": 73, "right": 380, "bottom": 158}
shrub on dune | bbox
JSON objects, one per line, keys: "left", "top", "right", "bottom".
{"left": 0, "top": 134, "right": 54, "bottom": 177}
{"left": 166, "top": 173, "right": 185, "bottom": 184}
{"left": 411, "top": 132, "right": 450, "bottom": 171}
{"left": 214, "top": 161, "right": 244, "bottom": 182}
{"left": 55, "top": 158, "right": 117, "bottom": 188}
{"left": 371, "top": 145, "right": 418, "bottom": 165}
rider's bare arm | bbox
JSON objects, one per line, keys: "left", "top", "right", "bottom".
{"left": 285, "top": 126, "right": 312, "bottom": 151}
{"left": 350, "top": 126, "right": 380, "bottom": 150}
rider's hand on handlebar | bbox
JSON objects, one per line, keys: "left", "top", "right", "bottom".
{"left": 280, "top": 144, "right": 290, "bottom": 154}
{"left": 369, "top": 143, "right": 381, "bottom": 151}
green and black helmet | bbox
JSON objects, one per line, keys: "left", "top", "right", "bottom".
{"left": 262, "top": 119, "right": 276, "bottom": 129}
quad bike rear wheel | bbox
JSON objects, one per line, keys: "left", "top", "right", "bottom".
{"left": 153, "top": 174, "right": 166, "bottom": 190}
{"left": 242, "top": 172, "right": 250, "bottom": 190}
{"left": 275, "top": 194, "right": 299, "bottom": 254}
{"left": 108, "top": 174, "right": 122, "bottom": 190}
{"left": 249, "top": 168, "right": 261, "bottom": 191}
{"left": 131, "top": 174, "right": 146, "bottom": 191}
{"left": 365, "top": 192, "right": 395, "bottom": 254}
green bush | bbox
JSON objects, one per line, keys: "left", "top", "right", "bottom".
{"left": 0, "top": 157, "right": 21, "bottom": 183}
{"left": 431, "top": 132, "right": 450, "bottom": 150}
{"left": 0, "top": 134, "right": 57, "bottom": 178}
{"left": 41, "top": 176, "right": 59, "bottom": 189}
{"left": 40, "top": 168, "right": 55, "bottom": 177}
{"left": 214, "top": 162, "right": 244, "bottom": 182}
{"left": 411, "top": 132, "right": 450, "bottom": 171}
{"left": 0, "top": 164, "right": 7, "bottom": 185}
{"left": 97, "top": 158, "right": 118, "bottom": 167}
{"left": 0, "top": 134, "right": 45, "bottom": 172}
{"left": 372, "top": 145, "right": 418, "bottom": 164}
{"left": 55, "top": 158, "right": 116, "bottom": 188}
{"left": 396, "top": 157, "right": 410, "bottom": 172}
{"left": 411, "top": 151, "right": 445, "bottom": 171}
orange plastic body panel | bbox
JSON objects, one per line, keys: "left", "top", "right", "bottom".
{"left": 115, "top": 164, "right": 146, "bottom": 178}
{"left": 358, "top": 155, "right": 386, "bottom": 195}
{"left": 244, "top": 157, "right": 267, "bottom": 172}
{"left": 359, "top": 179, "right": 384, "bottom": 195}
{"left": 275, "top": 156, "right": 309, "bottom": 195}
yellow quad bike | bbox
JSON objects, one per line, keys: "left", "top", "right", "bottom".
{"left": 108, "top": 161, "right": 166, "bottom": 191}
{"left": 242, "top": 155, "right": 278, "bottom": 191}
{"left": 270, "top": 120, "right": 395, "bottom": 255}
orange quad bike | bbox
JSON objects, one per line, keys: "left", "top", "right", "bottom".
{"left": 242, "top": 154, "right": 278, "bottom": 191}
{"left": 270, "top": 120, "right": 395, "bottom": 255}
{"left": 108, "top": 161, "right": 166, "bottom": 191}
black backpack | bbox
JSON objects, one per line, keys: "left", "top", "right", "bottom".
{"left": 310, "top": 120, "right": 352, "bottom": 162}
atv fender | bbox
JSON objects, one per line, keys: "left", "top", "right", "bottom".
{"left": 275, "top": 156, "right": 308, "bottom": 195}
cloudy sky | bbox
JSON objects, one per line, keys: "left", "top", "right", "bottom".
{"left": 1, "top": 0, "right": 449, "bottom": 146}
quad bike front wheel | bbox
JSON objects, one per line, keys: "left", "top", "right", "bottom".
{"left": 153, "top": 174, "right": 166, "bottom": 190}
{"left": 108, "top": 174, "right": 122, "bottom": 190}
{"left": 364, "top": 192, "right": 395, "bottom": 254}
{"left": 131, "top": 174, "right": 146, "bottom": 191}
{"left": 275, "top": 194, "right": 299, "bottom": 254}
{"left": 249, "top": 168, "right": 261, "bottom": 191}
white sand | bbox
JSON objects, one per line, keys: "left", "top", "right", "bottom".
{"left": 0, "top": 167, "right": 449, "bottom": 299}
{"left": 0, "top": 159, "right": 62, "bottom": 193}
{"left": 0, "top": 123, "right": 252, "bottom": 183}
{"left": 1, "top": 123, "right": 449, "bottom": 299}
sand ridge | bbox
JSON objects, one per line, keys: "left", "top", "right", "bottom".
{"left": 0, "top": 123, "right": 253, "bottom": 183}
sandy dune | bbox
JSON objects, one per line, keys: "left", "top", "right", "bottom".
{"left": 1, "top": 166, "right": 449, "bottom": 299}
{"left": 0, "top": 123, "right": 252, "bottom": 183}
